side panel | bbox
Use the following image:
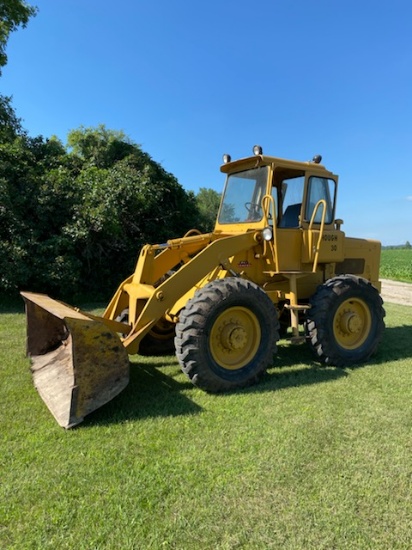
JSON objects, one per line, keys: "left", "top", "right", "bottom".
{"left": 274, "top": 229, "right": 303, "bottom": 272}
{"left": 225, "top": 229, "right": 304, "bottom": 282}
{"left": 301, "top": 229, "right": 345, "bottom": 264}
{"left": 335, "top": 237, "right": 382, "bottom": 290}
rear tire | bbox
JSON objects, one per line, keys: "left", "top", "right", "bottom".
{"left": 139, "top": 318, "right": 175, "bottom": 356}
{"left": 175, "top": 278, "right": 279, "bottom": 392}
{"left": 116, "top": 309, "right": 175, "bottom": 356}
{"left": 305, "top": 275, "right": 385, "bottom": 367}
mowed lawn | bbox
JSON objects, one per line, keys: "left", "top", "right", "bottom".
{"left": 1, "top": 300, "right": 411, "bottom": 549}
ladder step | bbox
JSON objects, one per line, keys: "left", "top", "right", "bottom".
{"left": 284, "top": 304, "right": 311, "bottom": 311}
{"left": 290, "top": 336, "right": 306, "bottom": 345}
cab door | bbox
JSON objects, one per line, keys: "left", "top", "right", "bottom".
{"left": 275, "top": 174, "right": 305, "bottom": 271}
{"left": 301, "top": 174, "right": 345, "bottom": 265}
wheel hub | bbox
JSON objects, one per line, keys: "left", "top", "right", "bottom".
{"left": 333, "top": 298, "right": 372, "bottom": 350}
{"left": 209, "top": 306, "right": 261, "bottom": 370}
{"left": 220, "top": 323, "right": 248, "bottom": 350}
{"left": 339, "top": 311, "right": 362, "bottom": 335}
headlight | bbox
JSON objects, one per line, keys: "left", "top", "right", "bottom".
{"left": 222, "top": 153, "right": 231, "bottom": 164}
{"left": 262, "top": 226, "right": 273, "bottom": 241}
{"left": 253, "top": 145, "right": 263, "bottom": 156}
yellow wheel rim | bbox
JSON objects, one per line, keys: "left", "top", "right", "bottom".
{"left": 148, "top": 318, "right": 175, "bottom": 341}
{"left": 333, "top": 298, "right": 372, "bottom": 350}
{"left": 209, "top": 306, "right": 261, "bottom": 370}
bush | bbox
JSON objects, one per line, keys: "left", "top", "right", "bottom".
{"left": 0, "top": 125, "right": 203, "bottom": 300}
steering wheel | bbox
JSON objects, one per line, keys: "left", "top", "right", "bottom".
{"left": 245, "top": 202, "right": 261, "bottom": 216}
{"left": 244, "top": 202, "right": 262, "bottom": 217}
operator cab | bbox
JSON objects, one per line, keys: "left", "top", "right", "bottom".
{"left": 217, "top": 146, "right": 338, "bottom": 232}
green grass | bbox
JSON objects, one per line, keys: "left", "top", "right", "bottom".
{"left": 380, "top": 248, "right": 412, "bottom": 282}
{"left": 1, "top": 302, "right": 412, "bottom": 549}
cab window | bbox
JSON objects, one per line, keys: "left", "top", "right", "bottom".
{"left": 278, "top": 176, "right": 304, "bottom": 228}
{"left": 305, "top": 177, "right": 336, "bottom": 224}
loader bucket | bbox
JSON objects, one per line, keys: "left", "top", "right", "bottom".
{"left": 21, "top": 292, "right": 130, "bottom": 429}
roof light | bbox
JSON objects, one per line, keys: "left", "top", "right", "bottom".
{"left": 312, "top": 154, "right": 322, "bottom": 164}
{"left": 253, "top": 145, "right": 263, "bottom": 156}
{"left": 222, "top": 153, "right": 231, "bottom": 164}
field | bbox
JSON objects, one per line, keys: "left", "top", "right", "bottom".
{"left": 380, "top": 248, "right": 412, "bottom": 283}
{"left": 1, "top": 297, "right": 412, "bottom": 549}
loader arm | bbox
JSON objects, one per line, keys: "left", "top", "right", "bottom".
{"left": 121, "top": 231, "right": 262, "bottom": 355}
{"left": 103, "top": 233, "right": 214, "bottom": 324}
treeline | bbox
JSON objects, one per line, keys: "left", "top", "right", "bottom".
{"left": 0, "top": 104, "right": 220, "bottom": 300}
{"left": 382, "top": 242, "right": 411, "bottom": 250}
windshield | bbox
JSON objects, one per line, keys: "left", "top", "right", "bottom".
{"left": 218, "top": 166, "right": 269, "bottom": 224}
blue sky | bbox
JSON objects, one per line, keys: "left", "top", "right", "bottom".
{"left": 2, "top": 0, "right": 411, "bottom": 245}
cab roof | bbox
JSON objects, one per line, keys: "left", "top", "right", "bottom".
{"left": 220, "top": 154, "right": 336, "bottom": 178}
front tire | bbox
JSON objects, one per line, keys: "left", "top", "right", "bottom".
{"left": 305, "top": 275, "right": 385, "bottom": 367}
{"left": 175, "top": 278, "right": 279, "bottom": 392}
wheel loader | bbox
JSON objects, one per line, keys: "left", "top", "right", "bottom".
{"left": 21, "top": 146, "right": 385, "bottom": 428}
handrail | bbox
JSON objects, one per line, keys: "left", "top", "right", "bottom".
{"left": 183, "top": 228, "right": 202, "bottom": 237}
{"left": 308, "top": 199, "right": 327, "bottom": 273}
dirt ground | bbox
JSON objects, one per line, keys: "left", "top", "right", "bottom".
{"left": 380, "top": 279, "right": 412, "bottom": 307}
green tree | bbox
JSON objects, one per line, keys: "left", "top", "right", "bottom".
{"left": 0, "top": 134, "right": 73, "bottom": 294}
{"left": 67, "top": 125, "right": 136, "bottom": 169}
{"left": 0, "top": 94, "right": 23, "bottom": 140}
{"left": 0, "top": 0, "right": 37, "bottom": 73}
{"left": 195, "top": 187, "right": 221, "bottom": 232}
{"left": 0, "top": 1, "right": 37, "bottom": 147}
{"left": 65, "top": 128, "right": 200, "bottom": 296}
{"left": 0, "top": 123, "right": 205, "bottom": 299}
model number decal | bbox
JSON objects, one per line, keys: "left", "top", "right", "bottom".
{"left": 238, "top": 260, "right": 252, "bottom": 268}
{"left": 322, "top": 234, "right": 338, "bottom": 242}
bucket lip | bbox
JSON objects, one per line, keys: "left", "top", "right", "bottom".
{"left": 21, "top": 292, "right": 91, "bottom": 322}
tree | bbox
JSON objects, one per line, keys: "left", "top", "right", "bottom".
{"left": 195, "top": 187, "right": 221, "bottom": 232}
{"left": 65, "top": 127, "right": 200, "bottom": 296}
{"left": 0, "top": 0, "right": 37, "bottom": 73}
{"left": 67, "top": 125, "right": 136, "bottom": 169}
{"left": 0, "top": 2, "right": 36, "bottom": 150}
{"left": 1, "top": 125, "right": 203, "bottom": 299}
{"left": 0, "top": 94, "right": 23, "bottom": 140}
{"left": 0, "top": 134, "right": 72, "bottom": 294}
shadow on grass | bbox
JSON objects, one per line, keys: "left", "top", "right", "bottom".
{"left": 85, "top": 322, "right": 412, "bottom": 426}
{"left": 374, "top": 324, "right": 412, "bottom": 363}
{"left": 85, "top": 346, "right": 340, "bottom": 427}
{"left": 241, "top": 342, "right": 347, "bottom": 395}
{"left": 83, "top": 358, "right": 201, "bottom": 428}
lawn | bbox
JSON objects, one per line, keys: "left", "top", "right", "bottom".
{"left": 1, "top": 300, "right": 412, "bottom": 549}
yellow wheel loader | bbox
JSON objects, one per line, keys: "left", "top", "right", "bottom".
{"left": 21, "top": 147, "right": 385, "bottom": 428}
